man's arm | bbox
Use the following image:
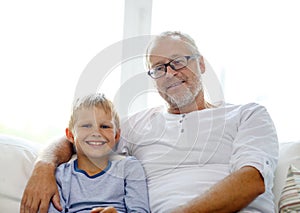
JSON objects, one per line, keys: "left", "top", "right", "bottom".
{"left": 20, "top": 136, "right": 73, "bottom": 213}
{"left": 171, "top": 166, "right": 265, "bottom": 213}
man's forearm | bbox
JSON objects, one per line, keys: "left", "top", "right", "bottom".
{"left": 171, "top": 166, "right": 265, "bottom": 213}
{"left": 37, "top": 135, "right": 74, "bottom": 167}
{"left": 20, "top": 136, "right": 74, "bottom": 213}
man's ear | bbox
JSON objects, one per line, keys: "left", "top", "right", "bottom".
{"left": 65, "top": 128, "right": 75, "bottom": 143}
{"left": 199, "top": 55, "right": 206, "bottom": 74}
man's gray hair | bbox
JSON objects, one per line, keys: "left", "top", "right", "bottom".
{"left": 145, "top": 31, "right": 201, "bottom": 68}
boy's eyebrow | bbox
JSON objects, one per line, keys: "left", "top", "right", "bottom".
{"left": 76, "top": 119, "right": 114, "bottom": 123}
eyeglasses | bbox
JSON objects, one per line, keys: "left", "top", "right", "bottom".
{"left": 147, "top": 55, "right": 199, "bottom": 79}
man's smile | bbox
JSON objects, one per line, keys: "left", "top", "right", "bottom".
{"left": 166, "top": 80, "right": 185, "bottom": 91}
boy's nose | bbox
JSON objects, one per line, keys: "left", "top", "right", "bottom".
{"left": 92, "top": 128, "right": 102, "bottom": 137}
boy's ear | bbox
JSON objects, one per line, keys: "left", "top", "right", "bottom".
{"left": 115, "top": 129, "right": 121, "bottom": 142}
{"left": 65, "top": 128, "right": 75, "bottom": 143}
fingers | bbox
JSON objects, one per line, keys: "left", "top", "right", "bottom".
{"left": 38, "top": 195, "right": 52, "bottom": 213}
{"left": 20, "top": 185, "right": 41, "bottom": 213}
{"left": 91, "top": 207, "right": 105, "bottom": 213}
{"left": 51, "top": 192, "right": 63, "bottom": 211}
{"left": 20, "top": 161, "right": 58, "bottom": 213}
{"left": 102, "top": 207, "right": 118, "bottom": 213}
{"left": 91, "top": 207, "right": 117, "bottom": 213}
{"left": 32, "top": 187, "right": 61, "bottom": 213}
{"left": 20, "top": 189, "right": 62, "bottom": 213}
{"left": 20, "top": 188, "right": 53, "bottom": 213}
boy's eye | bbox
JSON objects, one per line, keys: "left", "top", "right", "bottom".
{"left": 82, "top": 124, "right": 92, "bottom": 128}
{"left": 100, "top": 124, "right": 111, "bottom": 129}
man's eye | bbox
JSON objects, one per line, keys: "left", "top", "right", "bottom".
{"left": 154, "top": 65, "right": 165, "bottom": 72}
{"left": 172, "top": 59, "right": 185, "bottom": 65}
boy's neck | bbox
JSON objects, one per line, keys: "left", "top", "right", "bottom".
{"left": 77, "top": 156, "right": 110, "bottom": 176}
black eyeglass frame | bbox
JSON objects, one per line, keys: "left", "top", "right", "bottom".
{"left": 147, "top": 54, "right": 200, "bottom": 79}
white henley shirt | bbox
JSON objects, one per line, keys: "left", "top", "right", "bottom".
{"left": 117, "top": 102, "right": 279, "bottom": 213}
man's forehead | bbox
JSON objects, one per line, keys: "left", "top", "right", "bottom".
{"left": 149, "top": 37, "right": 193, "bottom": 58}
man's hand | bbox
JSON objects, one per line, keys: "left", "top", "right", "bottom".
{"left": 90, "top": 207, "right": 118, "bottom": 213}
{"left": 20, "top": 161, "right": 62, "bottom": 213}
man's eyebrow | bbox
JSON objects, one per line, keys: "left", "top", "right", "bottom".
{"left": 151, "top": 54, "right": 181, "bottom": 67}
{"left": 170, "top": 54, "right": 181, "bottom": 58}
{"left": 152, "top": 60, "right": 165, "bottom": 67}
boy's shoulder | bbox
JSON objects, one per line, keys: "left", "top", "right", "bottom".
{"left": 109, "top": 155, "right": 146, "bottom": 179}
{"left": 110, "top": 154, "right": 139, "bottom": 165}
{"left": 57, "top": 158, "right": 75, "bottom": 169}
{"left": 109, "top": 153, "right": 127, "bottom": 161}
{"left": 55, "top": 159, "right": 76, "bottom": 181}
{"left": 110, "top": 155, "right": 143, "bottom": 169}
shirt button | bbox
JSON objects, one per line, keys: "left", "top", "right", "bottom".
{"left": 181, "top": 129, "right": 184, "bottom": 133}
{"left": 179, "top": 120, "right": 183, "bottom": 123}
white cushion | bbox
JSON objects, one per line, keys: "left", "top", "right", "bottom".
{"left": 273, "top": 141, "right": 300, "bottom": 212}
{"left": 0, "top": 134, "right": 40, "bottom": 212}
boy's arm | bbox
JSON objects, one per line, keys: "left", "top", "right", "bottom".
{"left": 20, "top": 136, "right": 74, "bottom": 213}
{"left": 124, "top": 157, "right": 150, "bottom": 213}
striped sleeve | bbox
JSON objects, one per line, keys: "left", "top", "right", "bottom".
{"left": 278, "top": 164, "right": 300, "bottom": 212}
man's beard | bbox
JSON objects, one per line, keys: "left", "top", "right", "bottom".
{"left": 165, "top": 82, "right": 202, "bottom": 109}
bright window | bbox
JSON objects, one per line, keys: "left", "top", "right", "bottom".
{"left": 0, "top": 0, "right": 124, "bottom": 142}
{"left": 1, "top": 0, "right": 299, "bottom": 144}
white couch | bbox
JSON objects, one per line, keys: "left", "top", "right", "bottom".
{"left": 0, "top": 133, "right": 299, "bottom": 212}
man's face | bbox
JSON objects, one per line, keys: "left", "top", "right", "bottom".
{"left": 148, "top": 37, "right": 204, "bottom": 109}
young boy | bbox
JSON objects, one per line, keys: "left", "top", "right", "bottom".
{"left": 48, "top": 93, "right": 150, "bottom": 213}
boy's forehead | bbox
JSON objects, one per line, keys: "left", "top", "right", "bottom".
{"left": 75, "top": 106, "right": 112, "bottom": 118}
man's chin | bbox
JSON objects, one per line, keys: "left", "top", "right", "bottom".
{"left": 167, "top": 96, "right": 194, "bottom": 109}
{"left": 159, "top": 89, "right": 199, "bottom": 109}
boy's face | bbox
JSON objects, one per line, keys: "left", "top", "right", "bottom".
{"left": 66, "top": 106, "right": 120, "bottom": 160}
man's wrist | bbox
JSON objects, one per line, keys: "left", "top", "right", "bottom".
{"left": 34, "top": 159, "right": 57, "bottom": 172}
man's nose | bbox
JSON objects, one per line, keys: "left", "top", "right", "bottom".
{"left": 165, "top": 65, "right": 178, "bottom": 77}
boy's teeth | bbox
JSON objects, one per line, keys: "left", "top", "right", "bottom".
{"left": 88, "top": 141, "right": 106, "bottom": 145}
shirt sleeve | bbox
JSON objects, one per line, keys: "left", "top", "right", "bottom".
{"left": 230, "top": 103, "right": 279, "bottom": 190}
{"left": 123, "top": 157, "right": 150, "bottom": 213}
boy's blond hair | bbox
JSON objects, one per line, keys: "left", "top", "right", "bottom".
{"left": 68, "top": 93, "right": 120, "bottom": 131}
